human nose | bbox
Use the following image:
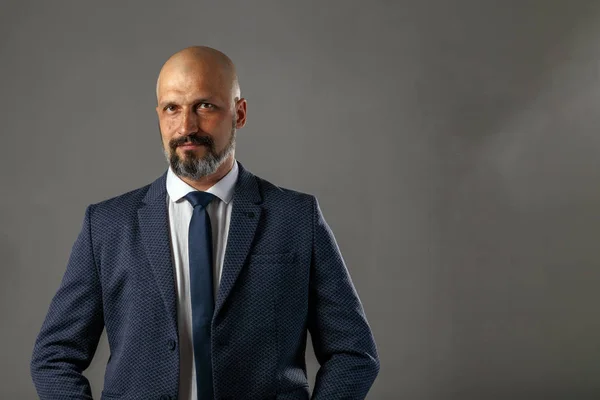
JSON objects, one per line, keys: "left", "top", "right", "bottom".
{"left": 177, "top": 108, "right": 198, "bottom": 136}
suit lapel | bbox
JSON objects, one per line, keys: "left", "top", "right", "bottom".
{"left": 137, "top": 171, "right": 178, "bottom": 331}
{"left": 136, "top": 162, "right": 263, "bottom": 327}
{"left": 215, "top": 161, "right": 263, "bottom": 318}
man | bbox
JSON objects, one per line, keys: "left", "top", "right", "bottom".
{"left": 31, "top": 46, "right": 379, "bottom": 400}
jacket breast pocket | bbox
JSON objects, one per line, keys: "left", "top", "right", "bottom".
{"left": 247, "top": 251, "right": 296, "bottom": 265}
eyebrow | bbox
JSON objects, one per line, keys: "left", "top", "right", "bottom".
{"left": 158, "top": 97, "right": 215, "bottom": 108}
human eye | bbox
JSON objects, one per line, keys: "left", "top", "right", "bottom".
{"left": 197, "top": 103, "right": 215, "bottom": 110}
{"left": 163, "top": 104, "right": 178, "bottom": 113}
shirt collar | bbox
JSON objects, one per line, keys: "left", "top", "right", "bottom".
{"left": 166, "top": 159, "right": 239, "bottom": 204}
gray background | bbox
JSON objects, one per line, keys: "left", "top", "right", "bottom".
{"left": 2, "top": 0, "right": 600, "bottom": 399}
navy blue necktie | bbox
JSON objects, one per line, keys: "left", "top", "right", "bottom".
{"left": 185, "top": 191, "right": 216, "bottom": 400}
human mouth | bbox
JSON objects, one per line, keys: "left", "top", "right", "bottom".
{"left": 178, "top": 143, "right": 202, "bottom": 149}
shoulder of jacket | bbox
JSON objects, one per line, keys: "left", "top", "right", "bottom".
{"left": 254, "top": 174, "right": 315, "bottom": 205}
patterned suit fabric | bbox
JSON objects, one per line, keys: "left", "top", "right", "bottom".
{"left": 31, "top": 162, "right": 380, "bottom": 400}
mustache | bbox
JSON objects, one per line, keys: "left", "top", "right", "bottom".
{"left": 169, "top": 135, "right": 214, "bottom": 150}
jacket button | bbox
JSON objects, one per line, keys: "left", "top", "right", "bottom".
{"left": 168, "top": 339, "right": 176, "bottom": 351}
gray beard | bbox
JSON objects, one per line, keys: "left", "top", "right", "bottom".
{"left": 164, "top": 127, "right": 236, "bottom": 180}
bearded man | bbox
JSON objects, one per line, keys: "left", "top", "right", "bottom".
{"left": 31, "top": 46, "right": 379, "bottom": 400}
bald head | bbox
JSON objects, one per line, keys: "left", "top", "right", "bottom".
{"left": 156, "top": 46, "right": 240, "bottom": 105}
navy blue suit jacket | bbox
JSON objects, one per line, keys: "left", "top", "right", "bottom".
{"left": 31, "top": 162, "right": 379, "bottom": 400}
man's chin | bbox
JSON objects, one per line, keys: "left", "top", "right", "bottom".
{"left": 174, "top": 148, "right": 210, "bottom": 164}
{"left": 177, "top": 145, "right": 207, "bottom": 154}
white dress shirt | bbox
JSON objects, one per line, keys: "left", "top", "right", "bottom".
{"left": 166, "top": 160, "right": 239, "bottom": 400}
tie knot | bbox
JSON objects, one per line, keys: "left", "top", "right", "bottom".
{"left": 185, "top": 191, "right": 215, "bottom": 209}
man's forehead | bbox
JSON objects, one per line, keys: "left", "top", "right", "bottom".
{"left": 160, "top": 66, "right": 223, "bottom": 87}
{"left": 158, "top": 67, "right": 228, "bottom": 97}
{"left": 155, "top": 47, "right": 239, "bottom": 102}
{"left": 158, "top": 88, "right": 224, "bottom": 105}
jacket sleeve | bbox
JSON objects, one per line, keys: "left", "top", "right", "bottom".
{"left": 307, "top": 196, "right": 380, "bottom": 399}
{"left": 31, "top": 204, "right": 104, "bottom": 399}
